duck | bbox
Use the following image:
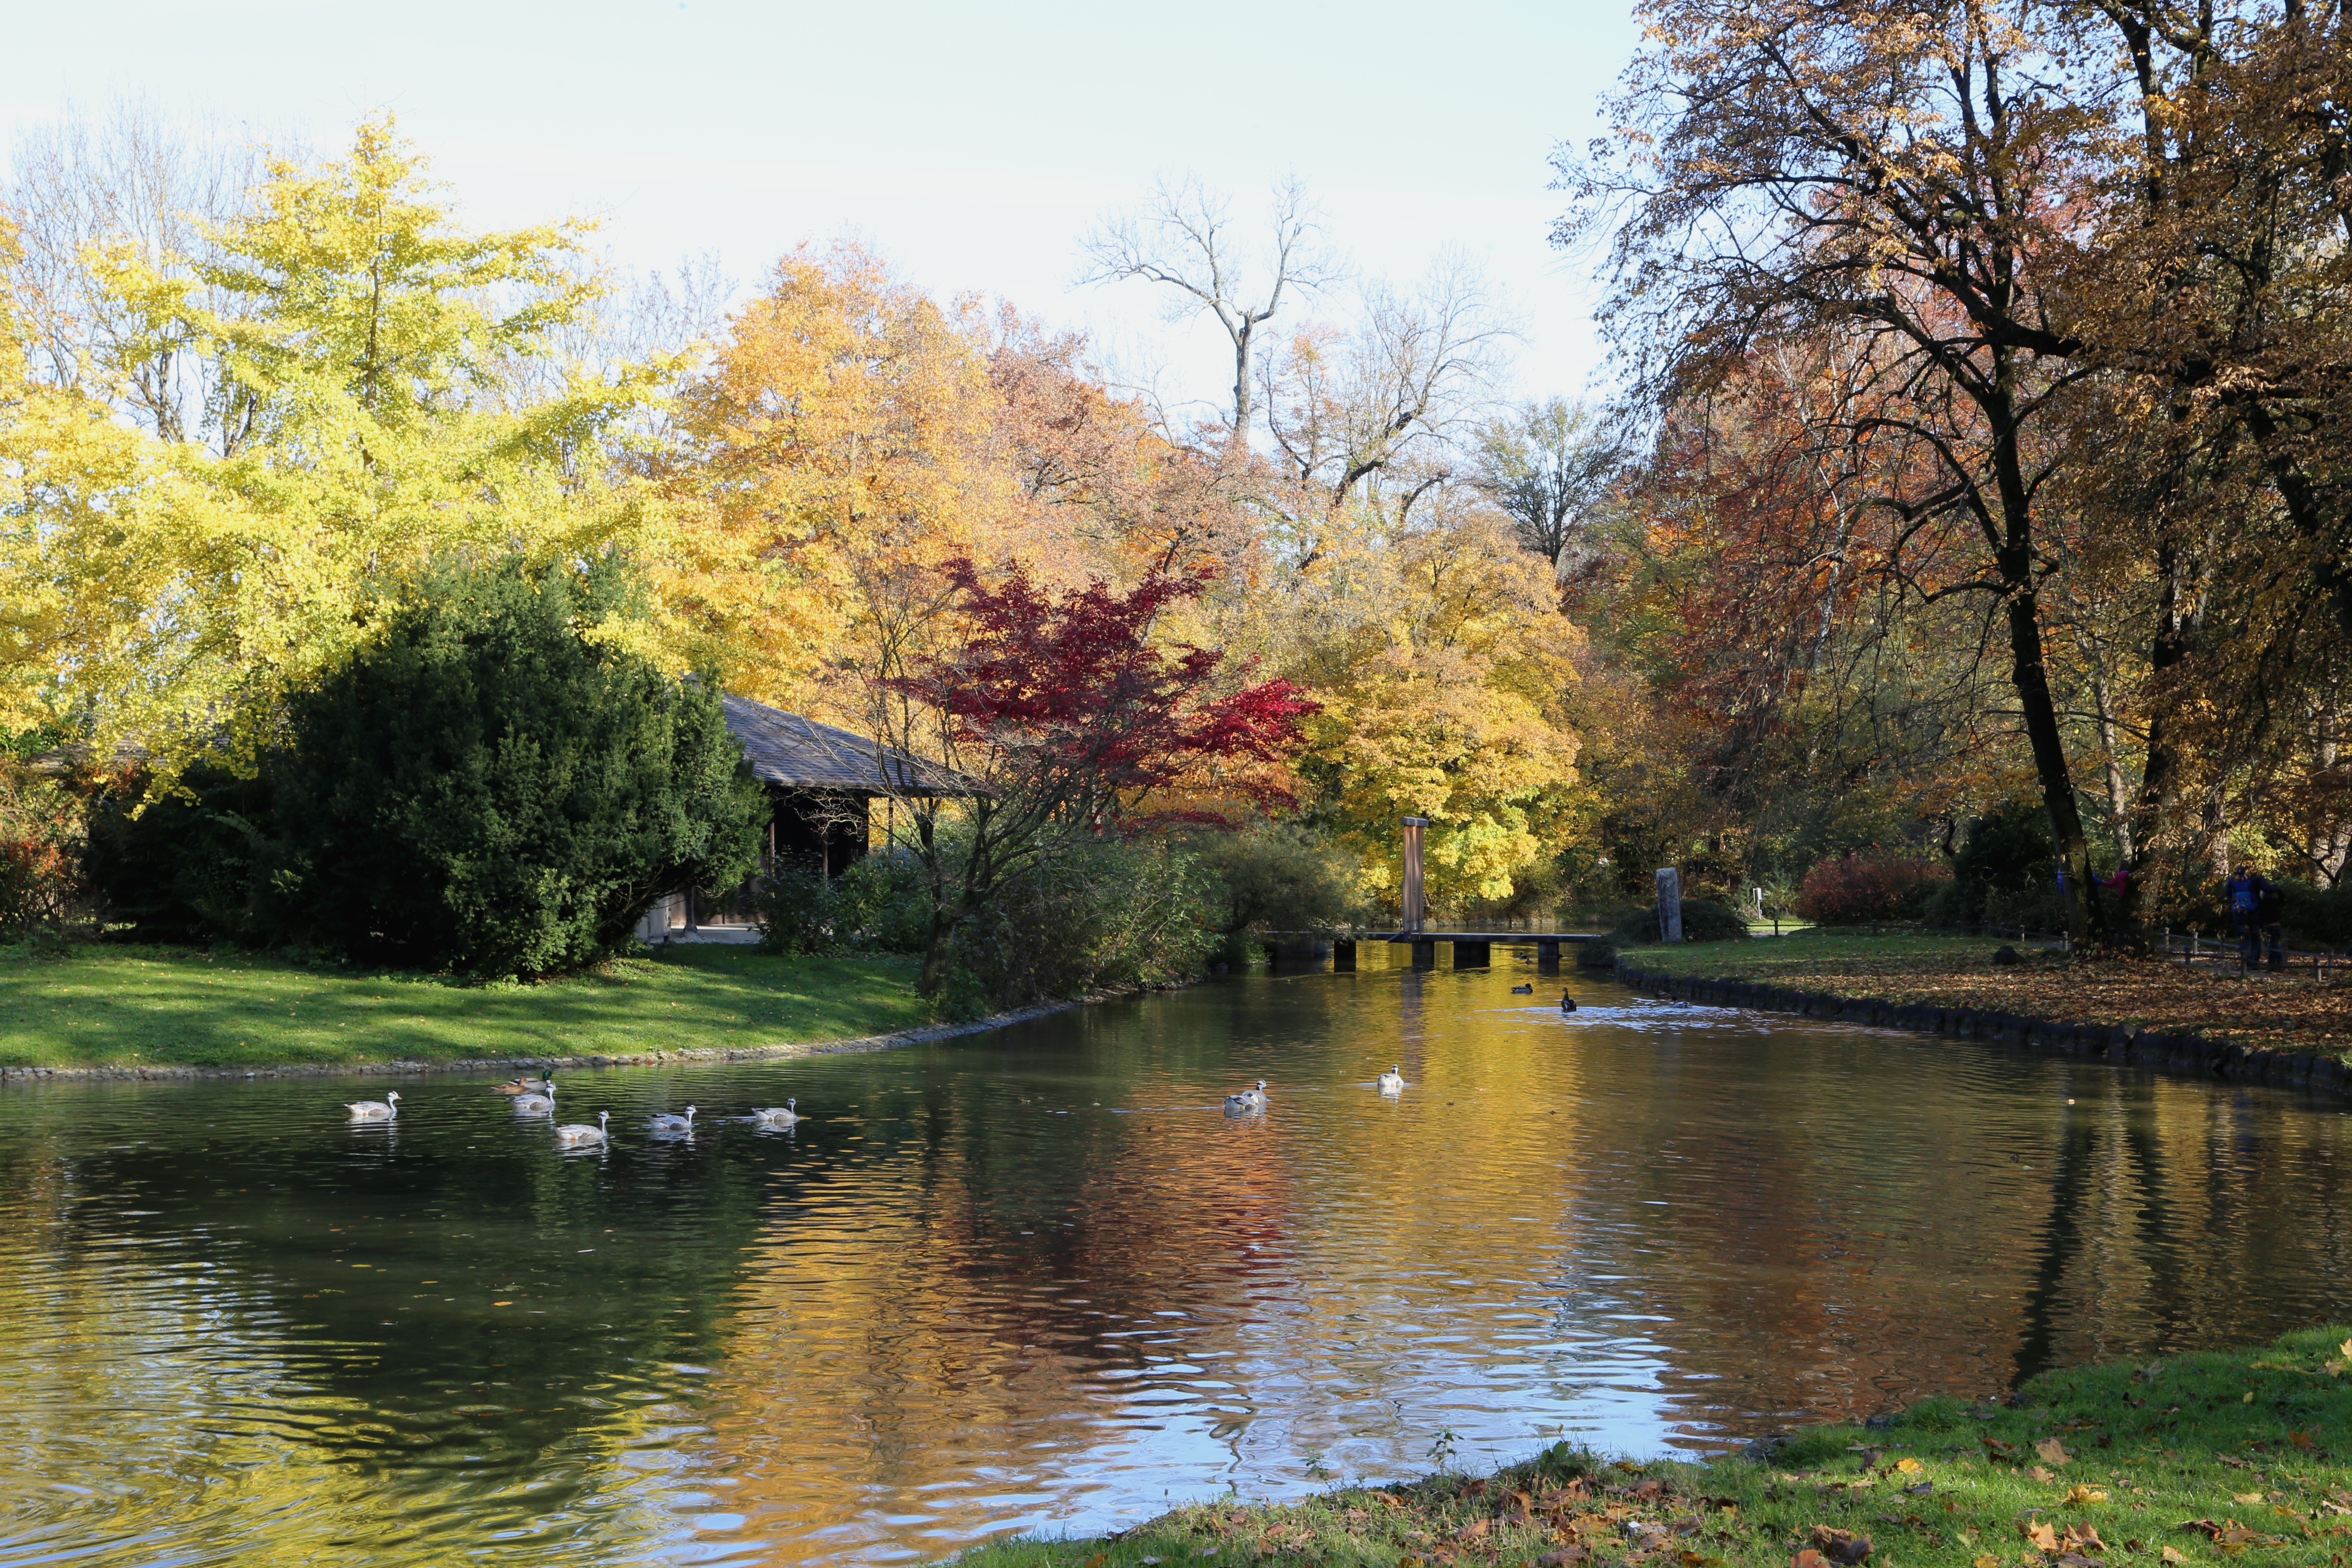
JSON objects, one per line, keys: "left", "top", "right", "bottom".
{"left": 554, "top": 1110, "right": 610, "bottom": 1146}
{"left": 646, "top": 1106, "right": 698, "bottom": 1136}
{"left": 1377, "top": 1065, "right": 1406, "bottom": 1093}
{"left": 750, "top": 1099, "right": 799, "bottom": 1127}
{"left": 343, "top": 1090, "right": 401, "bottom": 1121}
{"left": 1560, "top": 990, "right": 1578, "bottom": 1013}
{"left": 1510, "top": 983, "right": 1534, "bottom": 994}
{"left": 494, "top": 1074, "right": 551, "bottom": 1096}
{"left": 1225, "top": 1080, "right": 1269, "bottom": 1111}
{"left": 511, "top": 1072, "right": 557, "bottom": 1115}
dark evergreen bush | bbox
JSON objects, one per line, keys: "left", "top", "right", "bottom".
{"left": 266, "top": 557, "right": 766, "bottom": 978}
{"left": 85, "top": 763, "right": 273, "bottom": 943}
{"left": 1612, "top": 896, "right": 1752, "bottom": 944}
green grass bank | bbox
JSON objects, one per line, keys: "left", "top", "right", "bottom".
{"left": 958, "top": 1326, "right": 2352, "bottom": 1567}
{"left": 0, "top": 941, "right": 931, "bottom": 1072}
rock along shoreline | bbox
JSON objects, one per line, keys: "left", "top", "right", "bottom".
{"left": 0, "top": 997, "right": 1094, "bottom": 1087}
{"left": 1614, "top": 955, "right": 2352, "bottom": 1100}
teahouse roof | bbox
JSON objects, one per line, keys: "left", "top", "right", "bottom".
{"left": 722, "top": 694, "right": 978, "bottom": 798}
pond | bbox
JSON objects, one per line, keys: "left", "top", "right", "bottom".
{"left": 3, "top": 948, "right": 2350, "bottom": 1567}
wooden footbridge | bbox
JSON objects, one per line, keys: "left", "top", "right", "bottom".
{"left": 1262, "top": 931, "right": 1602, "bottom": 969}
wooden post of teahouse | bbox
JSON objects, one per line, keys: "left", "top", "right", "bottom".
{"left": 1656, "top": 866, "right": 1684, "bottom": 943}
{"left": 1401, "top": 817, "right": 1429, "bottom": 934}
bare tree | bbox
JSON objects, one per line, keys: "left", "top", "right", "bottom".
{"left": 1078, "top": 174, "right": 1340, "bottom": 445}
{"left": 1, "top": 98, "right": 279, "bottom": 444}
{"left": 1259, "top": 253, "right": 1516, "bottom": 564}
{"left": 1475, "top": 397, "right": 1621, "bottom": 572}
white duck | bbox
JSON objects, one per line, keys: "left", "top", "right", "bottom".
{"left": 344, "top": 1090, "right": 401, "bottom": 1121}
{"left": 554, "top": 1110, "right": 610, "bottom": 1147}
{"left": 1225, "top": 1079, "right": 1269, "bottom": 1111}
{"left": 750, "top": 1099, "right": 799, "bottom": 1127}
{"left": 1377, "top": 1065, "right": 1406, "bottom": 1093}
{"left": 511, "top": 1072, "right": 557, "bottom": 1116}
{"left": 646, "top": 1106, "right": 698, "bottom": 1136}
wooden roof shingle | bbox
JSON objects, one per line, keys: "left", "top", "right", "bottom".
{"left": 722, "top": 694, "right": 977, "bottom": 797}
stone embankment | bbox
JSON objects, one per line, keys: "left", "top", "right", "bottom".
{"left": 1616, "top": 956, "right": 2352, "bottom": 1097}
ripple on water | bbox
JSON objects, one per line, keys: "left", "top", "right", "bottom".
{"left": 3, "top": 962, "right": 2351, "bottom": 1564}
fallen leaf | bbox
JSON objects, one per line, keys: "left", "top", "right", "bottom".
{"left": 2037, "top": 1438, "right": 2073, "bottom": 1465}
{"left": 2024, "top": 1521, "right": 2061, "bottom": 1551}
{"left": 1534, "top": 1551, "right": 1588, "bottom": 1567}
{"left": 1791, "top": 1553, "right": 1828, "bottom": 1568}
{"left": 2161, "top": 1550, "right": 2187, "bottom": 1565}
{"left": 2029, "top": 1466, "right": 2058, "bottom": 1483}
{"left": 2233, "top": 1491, "right": 2265, "bottom": 1505}
{"left": 1893, "top": 1456, "right": 1924, "bottom": 1474}
{"left": 1808, "top": 1525, "right": 1871, "bottom": 1564}
{"left": 1676, "top": 1555, "right": 1720, "bottom": 1568}
{"left": 2177, "top": 1519, "right": 2222, "bottom": 1538}
{"left": 2341, "top": 1338, "right": 2351, "bottom": 1358}
{"left": 1903, "top": 1481, "right": 1934, "bottom": 1495}
{"left": 2287, "top": 1431, "right": 2315, "bottom": 1450}
{"left": 2064, "top": 1485, "right": 2110, "bottom": 1505}
{"left": 1632, "top": 1477, "right": 1667, "bottom": 1500}
{"left": 1972, "top": 1557, "right": 2000, "bottom": 1568}
{"left": 1372, "top": 1491, "right": 1405, "bottom": 1509}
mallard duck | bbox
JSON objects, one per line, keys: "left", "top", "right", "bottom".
{"left": 1511, "top": 983, "right": 1534, "bottom": 994}
{"left": 511, "top": 1070, "right": 557, "bottom": 1115}
{"left": 554, "top": 1110, "right": 609, "bottom": 1146}
{"left": 750, "top": 1099, "right": 799, "bottom": 1127}
{"left": 1377, "top": 1065, "right": 1405, "bottom": 1092}
{"left": 1224, "top": 1080, "right": 1268, "bottom": 1111}
{"left": 646, "top": 1106, "right": 698, "bottom": 1136}
{"left": 1560, "top": 991, "right": 1578, "bottom": 1013}
{"left": 343, "top": 1090, "right": 401, "bottom": 1121}
{"left": 494, "top": 1074, "right": 551, "bottom": 1096}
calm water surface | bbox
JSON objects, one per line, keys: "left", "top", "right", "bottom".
{"left": 4, "top": 951, "right": 2351, "bottom": 1566}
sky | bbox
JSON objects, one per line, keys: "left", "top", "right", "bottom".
{"left": 3, "top": 1, "right": 1643, "bottom": 417}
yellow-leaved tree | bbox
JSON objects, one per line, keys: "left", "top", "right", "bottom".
{"left": 669, "top": 241, "right": 1010, "bottom": 719}
{"left": 3, "top": 116, "right": 670, "bottom": 787}
{"left": 1287, "top": 513, "right": 1584, "bottom": 911}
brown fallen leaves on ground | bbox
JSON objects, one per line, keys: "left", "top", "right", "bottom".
{"left": 1703, "top": 946, "right": 2352, "bottom": 1058}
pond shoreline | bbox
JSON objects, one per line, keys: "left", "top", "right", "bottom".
{"left": 0, "top": 995, "right": 1095, "bottom": 1085}
{"left": 1615, "top": 955, "right": 2352, "bottom": 1100}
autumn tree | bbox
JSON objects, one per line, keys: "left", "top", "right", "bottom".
{"left": 1476, "top": 397, "right": 1621, "bottom": 574}
{"left": 1561, "top": 0, "right": 2122, "bottom": 938}
{"left": 878, "top": 559, "right": 1314, "bottom": 995}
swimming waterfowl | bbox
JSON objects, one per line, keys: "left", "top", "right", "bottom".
{"left": 1225, "top": 1080, "right": 1269, "bottom": 1110}
{"left": 1377, "top": 1065, "right": 1405, "bottom": 1092}
{"left": 1560, "top": 991, "right": 1578, "bottom": 1013}
{"left": 646, "top": 1106, "right": 698, "bottom": 1136}
{"left": 554, "top": 1110, "right": 610, "bottom": 1146}
{"left": 511, "top": 1072, "right": 556, "bottom": 1115}
{"left": 750, "top": 1100, "right": 799, "bottom": 1127}
{"left": 1510, "top": 983, "right": 1534, "bottom": 994}
{"left": 343, "top": 1090, "right": 401, "bottom": 1121}
{"left": 494, "top": 1074, "right": 551, "bottom": 1096}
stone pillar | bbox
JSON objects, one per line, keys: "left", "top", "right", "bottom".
{"left": 1536, "top": 937, "right": 1561, "bottom": 971}
{"left": 1400, "top": 815, "right": 1430, "bottom": 933}
{"left": 1333, "top": 939, "right": 1357, "bottom": 971}
{"left": 1656, "top": 866, "right": 1683, "bottom": 943}
{"left": 1410, "top": 937, "right": 1437, "bottom": 968}
{"left": 1452, "top": 940, "right": 1491, "bottom": 968}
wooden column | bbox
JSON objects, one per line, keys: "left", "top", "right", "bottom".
{"left": 1401, "top": 816, "right": 1430, "bottom": 933}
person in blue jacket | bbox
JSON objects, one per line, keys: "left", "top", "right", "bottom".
{"left": 2224, "top": 866, "right": 2281, "bottom": 972}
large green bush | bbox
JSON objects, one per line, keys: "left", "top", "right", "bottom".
{"left": 1924, "top": 799, "right": 2066, "bottom": 931}
{"left": 1612, "top": 896, "right": 1752, "bottom": 944}
{"left": 265, "top": 558, "right": 766, "bottom": 978}
{"left": 84, "top": 763, "right": 273, "bottom": 942}
{"left": 940, "top": 833, "right": 1218, "bottom": 1017}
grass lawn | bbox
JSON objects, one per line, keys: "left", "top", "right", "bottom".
{"left": 956, "top": 1325, "right": 2352, "bottom": 1567}
{"left": 0, "top": 940, "right": 931, "bottom": 1070}
{"left": 1618, "top": 930, "right": 2352, "bottom": 1063}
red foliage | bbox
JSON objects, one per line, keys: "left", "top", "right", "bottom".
{"left": 894, "top": 559, "right": 1317, "bottom": 814}
{"left": 1796, "top": 851, "right": 1950, "bottom": 924}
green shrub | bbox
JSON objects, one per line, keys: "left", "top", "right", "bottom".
{"left": 830, "top": 852, "right": 930, "bottom": 952}
{"left": 1926, "top": 799, "right": 2064, "bottom": 930}
{"left": 265, "top": 557, "right": 766, "bottom": 979}
{"left": 1189, "top": 821, "right": 1363, "bottom": 936}
{"left": 85, "top": 763, "right": 273, "bottom": 943}
{"left": 0, "top": 760, "right": 90, "bottom": 937}
{"left": 753, "top": 861, "right": 838, "bottom": 956}
{"left": 941, "top": 833, "right": 1218, "bottom": 1016}
{"left": 1612, "top": 896, "right": 1751, "bottom": 944}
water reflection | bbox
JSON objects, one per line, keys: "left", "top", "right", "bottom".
{"left": 2, "top": 951, "right": 2349, "bottom": 1566}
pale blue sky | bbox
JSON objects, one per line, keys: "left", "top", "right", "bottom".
{"left": 4, "top": 1, "right": 1640, "bottom": 412}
